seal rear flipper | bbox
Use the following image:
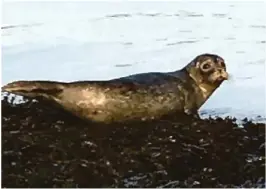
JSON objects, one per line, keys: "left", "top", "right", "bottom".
{"left": 2, "top": 80, "right": 65, "bottom": 99}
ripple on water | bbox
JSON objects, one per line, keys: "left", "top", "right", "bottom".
{"left": 179, "top": 30, "right": 192, "bottom": 33}
{"left": 1, "top": 23, "right": 42, "bottom": 30}
{"left": 250, "top": 25, "right": 266, "bottom": 29}
{"left": 236, "top": 50, "right": 246, "bottom": 54}
{"left": 257, "top": 40, "right": 266, "bottom": 44}
{"left": 114, "top": 64, "right": 132, "bottom": 67}
{"left": 122, "top": 42, "right": 133, "bottom": 46}
{"left": 246, "top": 59, "right": 265, "bottom": 65}
{"left": 166, "top": 40, "right": 198, "bottom": 46}
{"left": 156, "top": 38, "right": 168, "bottom": 41}
{"left": 138, "top": 13, "right": 162, "bottom": 17}
{"left": 212, "top": 13, "right": 227, "bottom": 18}
{"left": 106, "top": 14, "right": 132, "bottom": 18}
{"left": 186, "top": 13, "right": 203, "bottom": 17}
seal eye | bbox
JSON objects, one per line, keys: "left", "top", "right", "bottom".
{"left": 203, "top": 63, "right": 210, "bottom": 69}
{"left": 200, "top": 62, "right": 212, "bottom": 72}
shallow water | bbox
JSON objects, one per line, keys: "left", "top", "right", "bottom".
{"left": 2, "top": 2, "right": 266, "bottom": 122}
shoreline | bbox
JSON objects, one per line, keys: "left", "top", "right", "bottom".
{"left": 2, "top": 93, "right": 266, "bottom": 124}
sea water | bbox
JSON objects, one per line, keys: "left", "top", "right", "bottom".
{"left": 2, "top": 1, "right": 266, "bottom": 122}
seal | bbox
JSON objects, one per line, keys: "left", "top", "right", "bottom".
{"left": 2, "top": 53, "right": 229, "bottom": 123}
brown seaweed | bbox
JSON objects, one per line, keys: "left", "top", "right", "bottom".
{"left": 1, "top": 94, "right": 265, "bottom": 188}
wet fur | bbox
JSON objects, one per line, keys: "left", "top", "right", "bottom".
{"left": 2, "top": 54, "right": 228, "bottom": 123}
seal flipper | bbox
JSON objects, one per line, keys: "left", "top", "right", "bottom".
{"left": 2, "top": 80, "right": 65, "bottom": 100}
{"left": 184, "top": 109, "right": 200, "bottom": 119}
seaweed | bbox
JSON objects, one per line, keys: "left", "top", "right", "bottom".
{"left": 1, "top": 94, "right": 265, "bottom": 188}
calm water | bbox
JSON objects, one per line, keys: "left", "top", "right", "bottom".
{"left": 2, "top": 2, "right": 266, "bottom": 122}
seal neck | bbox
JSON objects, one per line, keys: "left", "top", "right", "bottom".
{"left": 171, "top": 68, "right": 219, "bottom": 100}
{"left": 197, "top": 82, "right": 218, "bottom": 100}
{"left": 184, "top": 68, "right": 219, "bottom": 106}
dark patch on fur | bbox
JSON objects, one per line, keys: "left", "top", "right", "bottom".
{"left": 30, "top": 88, "right": 63, "bottom": 95}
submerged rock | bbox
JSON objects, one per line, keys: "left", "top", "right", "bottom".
{"left": 1, "top": 94, "right": 265, "bottom": 188}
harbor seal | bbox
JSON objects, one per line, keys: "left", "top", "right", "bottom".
{"left": 2, "top": 53, "right": 228, "bottom": 123}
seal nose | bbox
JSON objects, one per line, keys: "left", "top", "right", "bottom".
{"left": 215, "top": 69, "right": 229, "bottom": 82}
{"left": 221, "top": 70, "right": 229, "bottom": 80}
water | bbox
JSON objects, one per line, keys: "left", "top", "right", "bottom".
{"left": 2, "top": 1, "right": 266, "bottom": 122}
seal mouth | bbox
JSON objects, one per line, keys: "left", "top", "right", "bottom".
{"left": 219, "top": 71, "right": 229, "bottom": 81}
{"left": 208, "top": 70, "right": 229, "bottom": 84}
{"left": 214, "top": 69, "right": 229, "bottom": 82}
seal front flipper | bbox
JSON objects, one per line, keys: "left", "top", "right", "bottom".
{"left": 192, "top": 112, "right": 200, "bottom": 119}
{"left": 184, "top": 109, "right": 200, "bottom": 119}
{"left": 2, "top": 80, "right": 65, "bottom": 100}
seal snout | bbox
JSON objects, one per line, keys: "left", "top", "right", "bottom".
{"left": 221, "top": 70, "right": 229, "bottom": 80}
{"left": 217, "top": 69, "right": 229, "bottom": 81}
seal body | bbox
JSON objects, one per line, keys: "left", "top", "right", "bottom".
{"left": 2, "top": 54, "right": 229, "bottom": 123}
{"left": 56, "top": 72, "right": 204, "bottom": 123}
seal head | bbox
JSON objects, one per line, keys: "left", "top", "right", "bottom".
{"left": 184, "top": 53, "right": 228, "bottom": 100}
